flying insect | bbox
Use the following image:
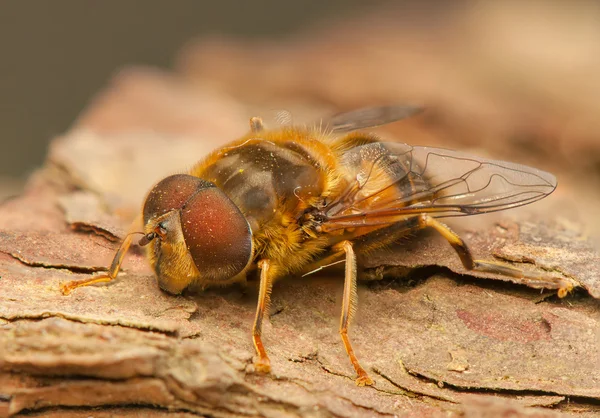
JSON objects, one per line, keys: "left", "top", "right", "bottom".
{"left": 61, "top": 105, "right": 565, "bottom": 386}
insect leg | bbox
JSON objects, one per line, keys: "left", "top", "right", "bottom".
{"left": 340, "top": 240, "right": 374, "bottom": 386}
{"left": 252, "top": 259, "right": 273, "bottom": 373}
{"left": 417, "top": 214, "right": 573, "bottom": 297}
{"left": 60, "top": 233, "right": 134, "bottom": 295}
{"left": 301, "top": 219, "right": 422, "bottom": 277}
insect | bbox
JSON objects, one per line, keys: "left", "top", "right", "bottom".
{"left": 61, "top": 105, "right": 565, "bottom": 386}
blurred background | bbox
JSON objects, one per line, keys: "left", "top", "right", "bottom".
{"left": 1, "top": 1, "right": 599, "bottom": 237}
{"left": 0, "top": 0, "right": 388, "bottom": 195}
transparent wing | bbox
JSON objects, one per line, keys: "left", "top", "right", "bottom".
{"left": 322, "top": 142, "right": 557, "bottom": 229}
{"left": 326, "top": 105, "right": 423, "bottom": 133}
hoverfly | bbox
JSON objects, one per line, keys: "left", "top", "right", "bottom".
{"left": 61, "top": 105, "right": 562, "bottom": 386}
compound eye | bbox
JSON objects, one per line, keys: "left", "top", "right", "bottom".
{"left": 180, "top": 187, "right": 253, "bottom": 281}
{"left": 143, "top": 174, "right": 214, "bottom": 225}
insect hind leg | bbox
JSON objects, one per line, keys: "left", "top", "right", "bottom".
{"left": 417, "top": 214, "right": 573, "bottom": 297}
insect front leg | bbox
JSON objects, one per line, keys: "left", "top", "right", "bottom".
{"left": 417, "top": 214, "right": 573, "bottom": 297}
{"left": 252, "top": 259, "right": 274, "bottom": 373}
{"left": 339, "top": 240, "right": 374, "bottom": 386}
{"left": 60, "top": 233, "right": 134, "bottom": 295}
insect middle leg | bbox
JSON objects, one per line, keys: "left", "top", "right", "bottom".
{"left": 339, "top": 240, "right": 374, "bottom": 386}
{"left": 300, "top": 241, "right": 375, "bottom": 385}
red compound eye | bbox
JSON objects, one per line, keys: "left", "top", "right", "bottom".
{"left": 143, "top": 174, "right": 252, "bottom": 281}
{"left": 180, "top": 186, "right": 252, "bottom": 281}
{"left": 143, "top": 174, "right": 213, "bottom": 224}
